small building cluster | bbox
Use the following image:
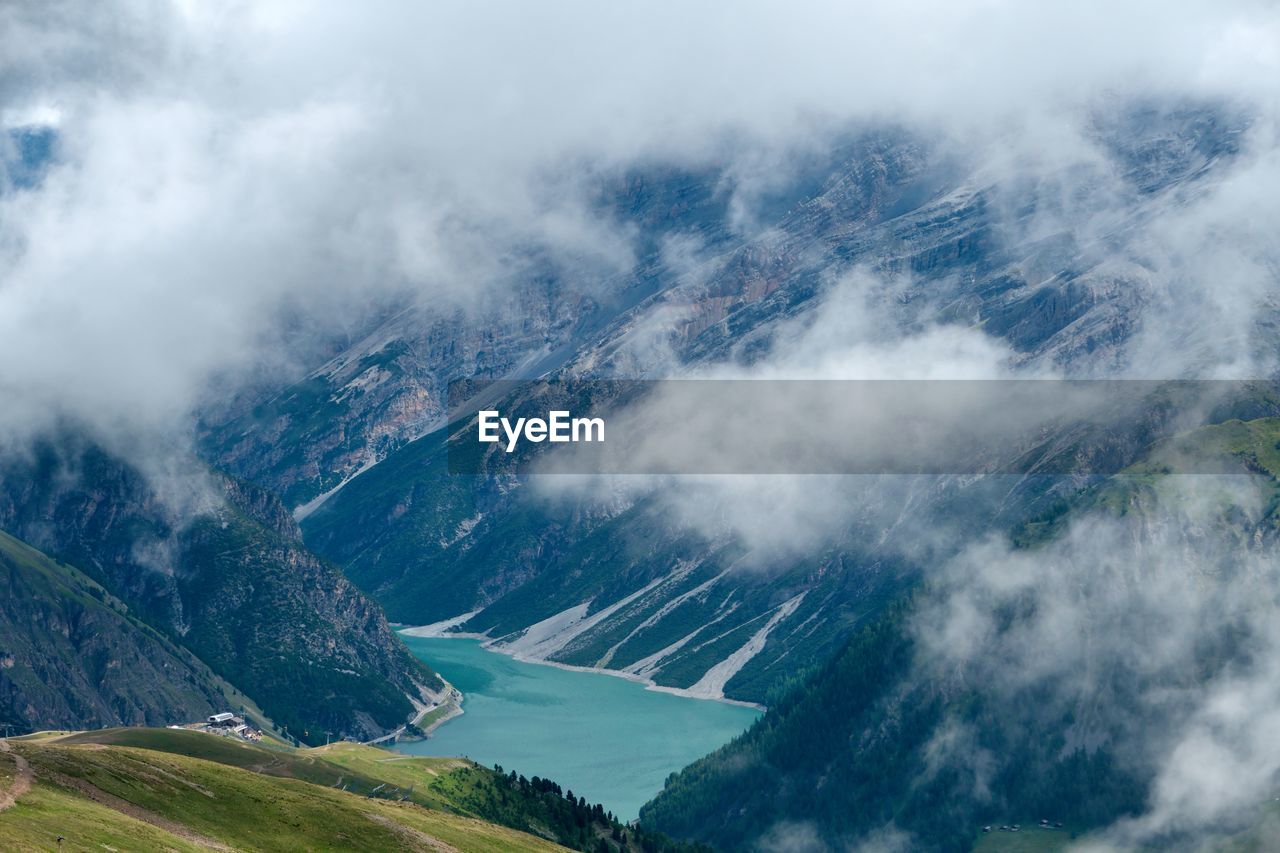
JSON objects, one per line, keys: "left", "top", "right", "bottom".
{"left": 170, "top": 711, "right": 263, "bottom": 742}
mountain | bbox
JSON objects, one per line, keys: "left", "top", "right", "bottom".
{"left": 289, "top": 105, "right": 1254, "bottom": 708}
{"left": 172, "top": 100, "right": 1271, "bottom": 848}
{"left": 0, "top": 436, "right": 442, "bottom": 743}
{"left": 0, "top": 727, "right": 702, "bottom": 852}
{"left": 197, "top": 156, "right": 751, "bottom": 512}
{"left": 302, "top": 423, "right": 914, "bottom": 706}
{"left": 8, "top": 4, "right": 1280, "bottom": 851}
{"left": 639, "top": 416, "right": 1280, "bottom": 851}
{"left": 0, "top": 530, "right": 233, "bottom": 733}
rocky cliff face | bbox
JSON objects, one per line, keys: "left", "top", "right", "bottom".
{"left": 197, "top": 156, "right": 751, "bottom": 512}
{"left": 0, "top": 436, "right": 441, "bottom": 742}
{"left": 201, "top": 305, "right": 570, "bottom": 511}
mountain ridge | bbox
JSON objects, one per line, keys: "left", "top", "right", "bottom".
{"left": 0, "top": 435, "right": 441, "bottom": 744}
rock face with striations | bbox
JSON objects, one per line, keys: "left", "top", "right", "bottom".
{"left": 200, "top": 286, "right": 607, "bottom": 513}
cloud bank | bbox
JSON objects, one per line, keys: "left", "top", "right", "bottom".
{"left": 2, "top": 0, "right": 1279, "bottom": 449}
{"left": 916, "top": 476, "right": 1280, "bottom": 848}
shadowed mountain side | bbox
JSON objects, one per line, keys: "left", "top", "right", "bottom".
{"left": 0, "top": 436, "right": 442, "bottom": 744}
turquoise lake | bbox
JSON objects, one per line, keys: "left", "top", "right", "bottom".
{"left": 394, "top": 636, "right": 761, "bottom": 820}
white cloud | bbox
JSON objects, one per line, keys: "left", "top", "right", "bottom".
{"left": 914, "top": 476, "right": 1280, "bottom": 847}
{"left": 1, "top": 0, "right": 1278, "bottom": 448}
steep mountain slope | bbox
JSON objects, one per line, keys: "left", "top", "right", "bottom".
{"left": 294, "top": 132, "right": 965, "bottom": 702}
{"left": 201, "top": 297, "right": 585, "bottom": 512}
{"left": 202, "top": 130, "right": 973, "bottom": 517}
{"left": 0, "top": 531, "right": 231, "bottom": 733}
{"left": 299, "top": 106, "right": 1253, "bottom": 706}
{"left": 304, "top": 433, "right": 913, "bottom": 705}
{"left": 0, "top": 727, "right": 702, "bottom": 852}
{"left": 199, "top": 157, "right": 749, "bottom": 512}
{"left": 640, "top": 417, "right": 1280, "bottom": 851}
{"left": 0, "top": 437, "right": 442, "bottom": 743}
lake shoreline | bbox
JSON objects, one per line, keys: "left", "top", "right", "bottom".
{"left": 395, "top": 619, "right": 767, "bottom": 712}
{"left": 391, "top": 633, "right": 762, "bottom": 821}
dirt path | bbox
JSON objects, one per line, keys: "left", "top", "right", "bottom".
{"left": 0, "top": 738, "right": 33, "bottom": 813}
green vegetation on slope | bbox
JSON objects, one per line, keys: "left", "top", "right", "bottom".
{"left": 0, "top": 530, "right": 230, "bottom": 733}
{"left": 176, "top": 506, "right": 440, "bottom": 744}
{"left": 972, "top": 826, "right": 1072, "bottom": 852}
{"left": 644, "top": 595, "right": 1147, "bottom": 851}
{"left": 643, "top": 417, "right": 1280, "bottom": 852}
{"left": 2, "top": 728, "right": 703, "bottom": 853}
{"left": 0, "top": 438, "right": 441, "bottom": 744}
{"left": 1013, "top": 416, "right": 1280, "bottom": 549}
{"left": 0, "top": 731, "right": 564, "bottom": 852}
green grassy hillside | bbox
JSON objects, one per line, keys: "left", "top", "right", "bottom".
{"left": 0, "top": 728, "right": 701, "bottom": 853}
{"left": 0, "top": 732, "right": 562, "bottom": 852}
{"left": 0, "top": 530, "right": 238, "bottom": 733}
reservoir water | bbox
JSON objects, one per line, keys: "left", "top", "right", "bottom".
{"left": 394, "top": 635, "right": 761, "bottom": 820}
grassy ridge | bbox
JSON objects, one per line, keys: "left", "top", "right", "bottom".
{"left": 1, "top": 728, "right": 701, "bottom": 852}
{"left": 58, "top": 728, "right": 384, "bottom": 789}
{"left": 0, "top": 730, "right": 565, "bottom": 852}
